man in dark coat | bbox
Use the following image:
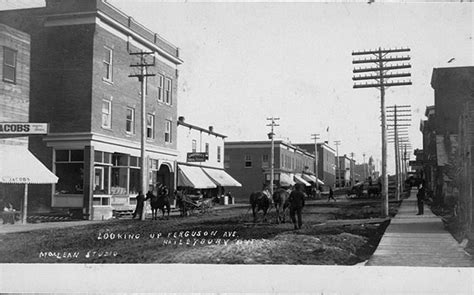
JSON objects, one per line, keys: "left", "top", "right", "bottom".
{"left": 132, "top": 191, "right": 145, "bottom": 219}
{"left": 289, "top": 183, "right": 306, "bottom": 229}
{"left": 416, "top": 184, "right": 425, "bottom": 215}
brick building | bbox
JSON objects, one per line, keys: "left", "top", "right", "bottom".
{"left": 224, "top": 140, "right": 316, "bottom": 203}
{"left": 0, "top": 0, "right": 183, "bottom": 220}
{"left": 294, "top": 142, "right": 336, "bottom": 187}
{"left": 176, "top": 117, "right": 240, "bottom": 199}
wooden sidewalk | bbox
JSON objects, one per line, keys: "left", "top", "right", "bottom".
{"left": 367, "top": 189, "right": 473, "bottom": 267}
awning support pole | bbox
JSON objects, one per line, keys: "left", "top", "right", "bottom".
{"left": 22, "top": 184, "right": 28, "bottom": 224}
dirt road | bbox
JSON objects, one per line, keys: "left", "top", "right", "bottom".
{"left": 0, "top": 199, "right": 399, "bottom": 264}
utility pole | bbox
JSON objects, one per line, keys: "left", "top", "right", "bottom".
{"left": 129, "top": 51, "right": 156, "bottom": 221}
{"left": 352, "top": 47, "right": 412, "bottom": 217}
{"left": 387, "top": 104, "right": 411, "bottom": 201}
{"left": 350, "top": 152, "right": 355, "bottom": 186}
{"left": 311, "top": 133, "right": 320, "bottom": 184}
{"left": 334, "top": 140, "right": 341, "bottom": 188}
{"left": 267, "top": 117, "right": 280, "bottom": 196}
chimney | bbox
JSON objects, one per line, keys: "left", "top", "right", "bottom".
{"left": 178, "top": 116, "right": 185, "bottom": 122}
{"left": 209, "top": 126, "right": 214, "bottom": 132}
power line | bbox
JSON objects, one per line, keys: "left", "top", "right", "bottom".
{"left": 352, "top": 46, "right": 412, "bottom": 217}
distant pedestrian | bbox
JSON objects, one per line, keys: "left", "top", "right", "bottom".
{"left": 2, "top": 202, "right": 15, "bottom": 224}
{"left": 132, "top": 191, "right": 145, "bottom": 219}
{"left": 328, "top": 187, "right": 336, "bottom": 202}
{"left": 416, "top": 184, "right": 425, "bottom": 215}
{"left": 289, "top": 183, "right": 306, "bottom": 229}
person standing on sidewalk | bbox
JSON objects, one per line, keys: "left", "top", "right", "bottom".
{"left": 416, "top": 184, "right": 425, "bottom": 215}
{"left": 132, "top": 191, "right": 145, "bottom": 219}
{"left": 289, "top": 183, "right": 306, "bottom": 229}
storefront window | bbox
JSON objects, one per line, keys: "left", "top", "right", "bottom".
{"left": 93, "top": 166, "right": 109, "bottom": 195}
{"left": 55, "top": 163, "right": 84, "bottom": 194}
{"left": 129, "top": 168, "right": 140, "bottom": 195}
{"left": 111, "top": 167, "right": 128, "bottom": 195}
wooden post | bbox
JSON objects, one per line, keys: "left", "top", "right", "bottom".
{"left": 22, "top": 184, "right": 28, "bottom": 224}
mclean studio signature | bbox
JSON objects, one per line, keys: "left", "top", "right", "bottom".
{"left": 38, "top": 230, "right": 256, "bottom": 259}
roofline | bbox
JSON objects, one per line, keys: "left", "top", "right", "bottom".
{"left": 225, "top": 140, "right": 315, "bottom": 158}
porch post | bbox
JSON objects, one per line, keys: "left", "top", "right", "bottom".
{"left": 22, "top": 184, "right": 28, "bottom": 224}
{"left": 83, "top": 146, "right": 94, "bottom": 220}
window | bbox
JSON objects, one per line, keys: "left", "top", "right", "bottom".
{"left": 165, "top": 78, "right": 172, "bottom": 104}
{"left": 126, "top": 107, "right": 135, "bottom": 133}
{"left": 157, "top": 75, "right": 164, "bottom": 101}
{"left": 102, "top": 100, "right": 112, "bottom": 129}
{"left": 205, "top": 143, "right": 209, "bottom": 156}
{"left": 192, "top": 140, "right": 197, "bottom": 152}
{"left": 146, "top": 114, "right": 154, "bottom": 139}
{"left": 224, "top": 154, "right": 230, "bottom": 168}
{"left": 103, "top": 46, "right": 113, "bottom": 82}
{"left": 94, "top": 167, "right": 104, "bottom": 192}
{"left": 55, "top": 149, "right": 84, "bottom": 195}
{"left": 165, "top": 120, "right": 172, "bottom": 143}
{"left": 245, "top": 155, "right": 252, "bottom": 168}
{"left": 217, "top": 146, "right": 221, "bottom": 163}
{"left": 3, "top": 47, "right": 16, "bottom": 83}
{"left": 262, "top": 154, "right": 269, "bottom": 168}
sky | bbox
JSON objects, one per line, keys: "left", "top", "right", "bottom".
{"left": 1, "top": 0, "right": 473, "bottom": 174}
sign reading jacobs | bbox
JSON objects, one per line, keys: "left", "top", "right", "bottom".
{"left": 187, "top": 152, "right": 208, "bottom": 162}
{"left": 0, "top": 123, "right": 49, "bottom": 134}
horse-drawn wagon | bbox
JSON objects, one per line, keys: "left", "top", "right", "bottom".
{"left": 176, "top": 193, "right": 214, "bottom": 216}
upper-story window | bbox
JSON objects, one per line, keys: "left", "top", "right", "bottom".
{"left": 262, "top": 154, "right": 269, "bottom": 168}
{"left": 217, "top": 146, "right": 221, "bottom": 163}
{"left": 146, "top": 114, "right": 155, "bottom": 139}
{"left": 245, "top": 155, "right": 252, "bottom": 168}
{"left": 165, "top": 78, "right": 172, "bottom": 105}
{"left": 3, "top": 47, "right": 16, "bottom": 83}
{"left": 157, "top": 75, "right": 164, "bottom": 102}
{"left": 102, "top": 100, "right": 112, "bottom": 129}
{"left": 192, "top": 140, "right": 197, "bottom": 152}
{"left": 205, "top": 143, "right": 209, "bottom": 156}
{"left": 126, "top": 107, "right": 135, "bottom": 134}
{"left": 103, "top": 46, "right": 113, "bottom": 82}
{"left": 165, "top": 120, "right": 172, "bottom": 143}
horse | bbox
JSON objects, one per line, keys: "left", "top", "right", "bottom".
{"left": 273, "top": 188, "right": 290, "bottom": 223}
{"left": 249, "top": 190, "right": 272, "bottom": 223}
{"left": 146, "top": 187, "right": 171, "bottom": 220}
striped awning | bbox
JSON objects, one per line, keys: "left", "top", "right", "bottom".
{"left": 177, "top": 165, "right": 216, "bottom": 189}
{"left": 202, "top": 167, "right": 242, "bottom": 187}
{"left": 302, "top": 173, "right": 324, "bottom": 185}
{"left": 0, "top": 145, "right": 58, "bottom": 184}
{"left": 294, "top": 173, "right": 311, "bottom": 186}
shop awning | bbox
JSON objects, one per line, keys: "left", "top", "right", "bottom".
{"left": 280, "top": 173, "right": 296, "bottom": 187}
{"left": 202, "top": 168, "right": 242, "bottom": 187}
{"left": 294, "top": 173, "right": 311, "bottom": 186}
{"left": 0, "top": 145, "right": 58, "bottom": 184}
{"left": 177, "top": 165, "right": 216, "bottom": 189}
{"left": 302, "top": 174, "right": 324, "bottom": 185}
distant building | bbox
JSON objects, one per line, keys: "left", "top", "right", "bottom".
{"left": 0, "top": 0, "right": 183, "bottom": 220}
{"left": 225, "top": 140, "right": 316, "bottom": 203}
{"left": 176, "top": 117, "right": 240, "bottom": 199}
{"left": 336, "top": 155, "right": 352, "bottom": 187}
